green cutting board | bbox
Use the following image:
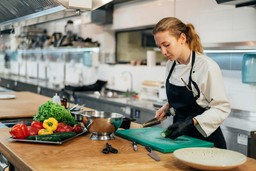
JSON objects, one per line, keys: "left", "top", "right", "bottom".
{"left": 115, "top": 127, "right": 214, "bottom": 153}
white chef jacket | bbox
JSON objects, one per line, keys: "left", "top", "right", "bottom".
{"left": 165, "top": 52, "right": 231, "bottom": 137}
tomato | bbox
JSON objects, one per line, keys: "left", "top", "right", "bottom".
{"left": 28, "top": 126, "right": 39, "bottom": 136}
{"left": 56, "top": 122, "right": 73, "bottom": 132}
{"left": 31, "top": 121, "right": 44, "bottom": 130}
{"left": 57, "top": 122, "right": 67, "bottom": 128}
{"left": 72, "top": 124, "right": 84, "bottom": 134}
{"left": 10, "top": 123, "right": 29, "bottom": 139}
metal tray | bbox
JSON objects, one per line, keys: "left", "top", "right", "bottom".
{"left": 8, "top": 129, "right": 88, "bottom": 145}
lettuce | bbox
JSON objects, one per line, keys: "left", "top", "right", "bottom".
{"left": 33, "top": 100, "right": 77, "bottom": 126}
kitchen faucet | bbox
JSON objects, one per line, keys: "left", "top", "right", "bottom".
{"left": 121, "top": 71, "right": 133, "bottom": 94}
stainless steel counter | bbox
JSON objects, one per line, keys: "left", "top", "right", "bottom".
{"left": 81, "top": 92, "right": 156, "bottom": 111}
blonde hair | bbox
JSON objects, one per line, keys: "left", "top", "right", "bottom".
{"left": 152, "top": 17, "right": 203, "bottom": 54}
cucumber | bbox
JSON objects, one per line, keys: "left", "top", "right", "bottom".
{"left": 26, "top": 135, "right": 36, "bottom": 140}
{"left": 160, "top": 129, "right": 172, "bottom": 138}
{"left": 36, "top": 135, "right": 61, "bottom": 142}
{"left": 52, "top": 132, "right": 76, "bottom": 140}
{"left": 26, "top": 132, "right": 76, "bottom": 142}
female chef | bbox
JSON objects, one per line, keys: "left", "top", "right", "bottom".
{"left": 153, "top": 17, "right": 230, "bottom": 149}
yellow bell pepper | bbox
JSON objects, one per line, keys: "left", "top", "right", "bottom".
{"left": 38, "top": 129, "right": 53, "bottom": 135}
{"left": 43, "top": 117, "right": 58, "bottom": 131}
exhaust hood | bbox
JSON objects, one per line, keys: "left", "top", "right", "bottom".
{"left": 0, "top": 0, "right": 113, "bottom": 30}
{"left": 216, "top": 0, "right": 256, "bottom": 8}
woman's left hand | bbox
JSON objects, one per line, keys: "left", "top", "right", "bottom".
{"left": 166, "top": 118, "right": 194, "bottom": 139}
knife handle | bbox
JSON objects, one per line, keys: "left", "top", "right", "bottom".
{"left": 145, "top": 146, "right": 152, "bottom": 152}
{"left": 132, "top": 141, "right": 138, "bottom": 151}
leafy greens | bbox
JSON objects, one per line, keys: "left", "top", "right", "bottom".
{"left": 33, "top": 100, "right": 77, "bottom": 126}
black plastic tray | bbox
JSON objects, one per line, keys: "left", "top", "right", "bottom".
{"left": 8, "top": 129, "right": 87, "bottom": 145}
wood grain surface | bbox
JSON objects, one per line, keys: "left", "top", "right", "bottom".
{"left": 1, "top": 127, "right": 256, "bottom": 171}
{"left": 1, "top": 92, "right": 256, "bottom": 171}
{"left": 0, "top": 92, "right": 50, "bottom": 119}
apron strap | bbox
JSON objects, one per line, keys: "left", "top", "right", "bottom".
{"left": 166, "top": 51, "right": 200, "bottom": 99}
{"left": 189, "top": 51, "right": 200, "bottom": 99}
{"left": 167, "top": 61, "right": 176, "bottom": 81}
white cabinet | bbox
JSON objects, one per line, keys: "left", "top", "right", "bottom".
{"left": 113, "top": 0, "right": 174, "bottom": 30}
{"left": 175, "top": 0, "right": 256, "bottom": 44}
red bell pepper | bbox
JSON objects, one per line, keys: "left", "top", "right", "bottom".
{"left": 56, "top": 122, "right": 73, "bottom": 132}
{"left": 28, "top": 126, "right": 39, "bottom": 136}
{"left": 28, "top": 121, "right": 44, "bottom": 135}
{"left": 72, "top": 124, "right": 84, "bottom": 134}
{"left": 10, "top": 123, "right": 30, "bottom": 139}
{"left": 31, "top": 121, "right": 44, "bottom": 130}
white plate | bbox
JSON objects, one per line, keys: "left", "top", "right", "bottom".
{"left": 173, "top": 147, "right": 247, "bottom": 170}
{"left": 0, "top": 94, "right": 16, "bottom": 99}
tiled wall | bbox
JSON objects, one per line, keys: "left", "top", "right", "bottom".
{"left": 206, "top": 52, "right": 256, "bottom": 112}
{"left": 206, "top": 53, "right": 244, "bottom": 71}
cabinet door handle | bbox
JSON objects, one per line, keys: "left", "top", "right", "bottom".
{"left": 0, "top": 153, "right": 8, "bottom": 170}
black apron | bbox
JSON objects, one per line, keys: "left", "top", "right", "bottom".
{"left": 166, "top": 51, "right": 226, "bottom": 149}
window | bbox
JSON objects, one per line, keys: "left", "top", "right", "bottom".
{"left": 115, "top": 28, "right": 165, "bottom": 64}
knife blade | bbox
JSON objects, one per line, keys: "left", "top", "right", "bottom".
{"left": 142, "top": 112, "right": 171, "bottom": 128}
{"left": 142, "top": 118, "right": 161, "bottom": 127}
{"left": 145, "top": 146, "right": 160, "bottom": 161}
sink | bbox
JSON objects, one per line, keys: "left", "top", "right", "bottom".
{"left": 94, "top": 91, "right": 126, "bottom": 99}
{"left": 0, "top": 122, "right": 8, "bottom": 128}
{"left": 0, "top": 118, "right": 33, "bottom": 128}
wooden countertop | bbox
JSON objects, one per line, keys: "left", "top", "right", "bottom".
{"left": 0, "top": 127, "right": 256, "bottom": 171}
{"left": 0, "top": 91, "right": 50, "bottom": 119}
{"left": 1, "top": 92, "right": 256, "bottom": 171}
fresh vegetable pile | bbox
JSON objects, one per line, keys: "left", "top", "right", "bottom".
{"left": 33, "top": 100, "right": 77, "bottom": 126}
{"left": 10, "top": 119, "right": 85, "bottom": 141}
{"left": 9, "top": 100, "right": 85, "bottom": 142}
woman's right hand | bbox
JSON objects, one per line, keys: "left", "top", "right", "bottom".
{"left": 155, "top": 103, "right": 170, "bottom": 121}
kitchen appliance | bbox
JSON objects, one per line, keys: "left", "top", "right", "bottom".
{"left": 115, "top": 127, "right": 214, "bottom": 153}
{"left": 140, "top": 80, "right": 165, "bottom": 101}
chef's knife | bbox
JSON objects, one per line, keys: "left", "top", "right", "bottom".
{"left": 145, "top": 146, "right": 160, "bottom": 161}
{"left": 142, "top": 118, "right": 161, "bottom": 128}
{"left": 142, "top": 112, "right": 171, "bottom": 128}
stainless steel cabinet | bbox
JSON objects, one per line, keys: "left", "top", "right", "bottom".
{"left": 222, "top": 114, "right": 256, "bottom": 159}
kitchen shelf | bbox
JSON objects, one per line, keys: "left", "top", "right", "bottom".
{"left": 204, "top": 49, "right": 256, "bottom": 53}
{"left": 17, "top": 47, "right": 100, "bottom": 54}
{"left": 5, "top": 47, "right": 100, "bottom": 86}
